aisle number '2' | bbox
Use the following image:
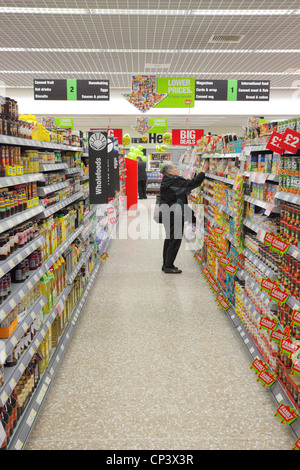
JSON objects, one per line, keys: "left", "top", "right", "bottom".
{"left": 67, "top": 79, "right": 77, "bottom": 101}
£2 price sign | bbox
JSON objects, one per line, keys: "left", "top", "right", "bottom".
{"left": 266, "top": 131, "right": 283, "bottom": 153}
{"left": 281, "top": 128, "right": 300, "bottom": 154}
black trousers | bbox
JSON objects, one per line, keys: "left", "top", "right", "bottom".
{"left": 138, "top": 180, "right": 147, "bottom": 199}
{"left": 163, "top": 216, "right": 184, "bottom": 268}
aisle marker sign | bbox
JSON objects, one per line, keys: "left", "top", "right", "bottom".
{"left": 195, "top": 79, "right": 270, "bottom": 101}
{"left": 34, "top": 79, "right": 110, "bottom": 100}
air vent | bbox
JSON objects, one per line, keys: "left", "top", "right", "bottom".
{"left": 145, "top": 63, "right": 171, "bottom": 69}
{"left": 209, "top": 34, "right": 244, "bottom": 43}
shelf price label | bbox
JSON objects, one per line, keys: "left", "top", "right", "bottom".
{"left": 257, "top": 369, "right": 277, "bottom": 388}
{"left": 280, "top": 338, "right": 300, "bottom": 358}
{"left": 250, "top": 358, "right": 268, "bottom": 375}
{"left": 216, "top": 293, "right": 230, "bottom": 310}
{"left": 194, "top": 252, "right": 203, "bottom": 263}
{"left": 269, "top": 285, "right": 289, "bottom": 305}
{"left": 281, "top": 128, "right": 300, "bottom": 153}
{"left": 275, "top": 404, "right": 298, "bottom": 425}
{"left": 259, "top": 316, "right": 278, "bottom": 332}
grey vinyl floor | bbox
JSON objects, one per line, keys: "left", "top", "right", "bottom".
{"left": 25, "top": 198, "right": 296, "bottom": 450}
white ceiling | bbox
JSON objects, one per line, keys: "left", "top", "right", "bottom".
{"left": 0, "top": 1, "right": 299, "bottom": 131}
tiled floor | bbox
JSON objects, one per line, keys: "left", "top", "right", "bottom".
{"left": 25, "top": 198, "right": 296, "bottom": 450}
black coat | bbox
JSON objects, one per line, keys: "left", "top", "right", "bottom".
{"left": 138, "top": 160, "right": 147, "bottom": 181}
{"left": 160, "top": 172, "right": 205, "bottom": 221}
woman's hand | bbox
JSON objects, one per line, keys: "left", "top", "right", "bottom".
{"left": 202, "top": 161, "right": 210, "bottom": 173}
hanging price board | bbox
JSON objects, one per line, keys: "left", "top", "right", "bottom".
{"left": 281, "top": 128, "right": 300, "bottom": 153}
{"left": 266, "top": 131, "right": 283, "bottom": 153}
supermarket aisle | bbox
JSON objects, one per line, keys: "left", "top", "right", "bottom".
{"left": 26, "top": 198, "right": 295, "bottom": 450}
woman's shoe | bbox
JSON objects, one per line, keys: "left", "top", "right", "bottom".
{"left": 164, "top": 267, "right": 182, "bottom": 274}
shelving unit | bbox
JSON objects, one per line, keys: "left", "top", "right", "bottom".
{"left": 196, "top": 144, "right": 300, "bottom": 442}
{"left": 0, "top": 129, "right": 122, "bottom": 451}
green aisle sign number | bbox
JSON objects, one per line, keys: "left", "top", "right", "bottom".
{"left": 227, "top": 80, "right": 238, "bottom": 101}
{"left": 67, "top": 79, "right": 77, "bottom": 101}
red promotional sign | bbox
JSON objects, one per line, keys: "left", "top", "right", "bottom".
{"left": 266, "top": 131, "right": 283, "bottom": 153}
{"left": 90, "top": 128, "right": 123, "bottom": 144}
{"left": 281, "top": 128, "right": 300, "bottom": 153}
{"left": 172, "top": 129, "right": 204, "bottom": 146}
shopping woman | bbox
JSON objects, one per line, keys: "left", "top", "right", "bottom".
{"left": 159, "top": 160, "right": 209, "bottom": 273}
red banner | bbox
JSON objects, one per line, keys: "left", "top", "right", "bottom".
{"left": 172, "top": 129, "right": 204, "bottom": 146}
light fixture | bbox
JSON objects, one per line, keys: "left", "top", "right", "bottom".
{"left": 0, "top": 7, "right": 297, "bottom": 16}
{"left": 1, "top": 71, "right": 299, "bottom": 76}
{"left": 0, "top": 47, "right": 299, "bottom": 54}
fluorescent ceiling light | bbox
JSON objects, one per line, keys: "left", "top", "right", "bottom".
{"left": 1, "top": 71, "right": 300, "bottom": 75}
{"left": 0, "top": 7, "right": 296, "bottom": 16}
{"left": 0, "top": 47, "right": 299, "bottom": 54}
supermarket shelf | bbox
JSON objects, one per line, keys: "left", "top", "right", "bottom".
{"left": 7, "top": 259, "right": 101, "bottom": 450}
{"left": 242, "top": 218, "right": 267, "bottom": 241}
{"left": 240, "top": 291, "right": 263, "bottom": 323}
{"left": 39, "top": 163, "right": 68, "bottom": 172}
{"left": 67, "top": 245, "right": 94, "bottom": 285}
{"left": 0, "top": 135, "right": 82, "bottom": 152}
{"left": 0, "top": 205, "right": 44, "bottom": 235}
{"left": 0, "top": 286, "right": 68, "bottom": 408}
{"left": 0, "top": 173, "right": 44, "bottom": 189}
{"left": 244, "top": 171, "right": 279, "bottom": 183}
{"left": 243, "top": 248, "right": 277, "bottom": 280}
{"left": 205, "top": 173, "right": 235, "bottom": 185}
{"left": 80, "top": 174, "right": 89, "bottom": 182}
{"left": 0, "top": 296, "right": 47, "bottom": 373}
{"left": 275, "top": 191, "right": 300, "bottom": 206}
{"left": 0, "top": 224, "right": 84, "bottom": 322}
{"left": 203, "top": 193, "right": 234, "bottom": 217}
{"left": 0, "top": 235, "right": 45, "bottom": 280}
{"left": 203, "top": 211, "right": 237, "bottom": 247}
{"left": 202, "top": 153, "right": 241, "bottom": 159}
{"left": 244, "top": 195, "right": 280, "bottom": 213}
{"left": 80, "top": 205, "right": 98, "bottom": 226}
{"left": 63, "top": 167, "right": 83, "bottom": 176}
{"left": 242, "top": 271, "right": 276, "bottom": 308}
{"left": 37, "top": 180, "right": 69, "bottom": 196}
{"left": 37, "top": 191, "right": 83, "bottom": 218}
{"left": 197, "top": 256, "right": 300, "bottom": 440}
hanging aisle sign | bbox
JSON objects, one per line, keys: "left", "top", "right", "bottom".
{"left": 88, "top": 131, "right": 109, "bottom": 204}
{"left": 34, "top": 79, "right": 110, "bottom": 100}
{"left": 195, "top": 79, "right": 270, "bottom": 101}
